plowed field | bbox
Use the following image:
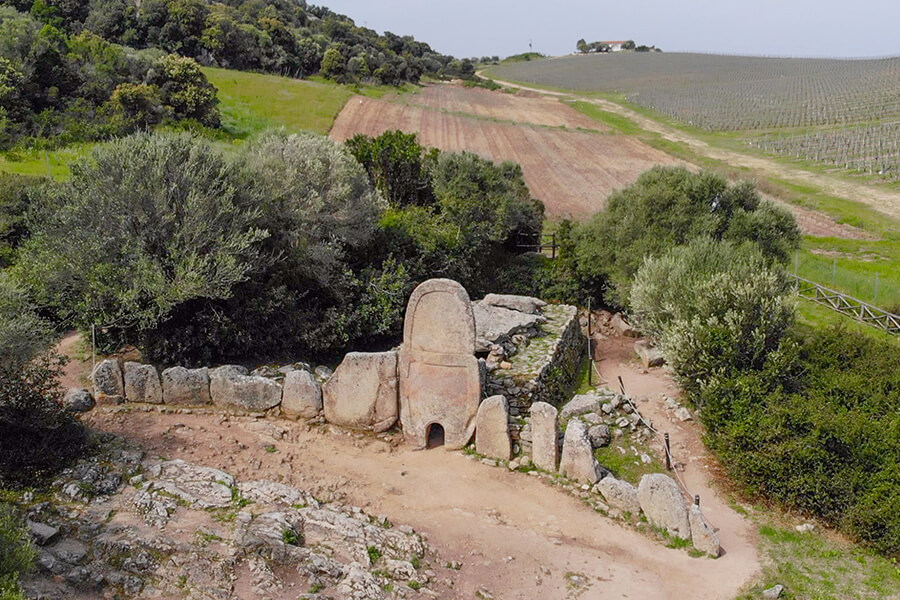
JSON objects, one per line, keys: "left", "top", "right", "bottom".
{"left": 330, "top": 85, "right": 681, "bottom": 218}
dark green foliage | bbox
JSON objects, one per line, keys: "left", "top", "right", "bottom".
{"left": 0, "top": 0, "right": 460, "bottom": 87}
{"left": 0, "top": 502, "right": 34, "bottom": 600}
{"left": 345, "top": 130, "right": 436, "bottom": 208}
{"left": 0, "top": 275, "right": 87, "bottom": 487}
{"left": 573, "top": 166, "right": 800, "bottom": 306}
{"left": 699, "top": 327, "right": 900, "bottom": 557}
{"left": 0, "top": 6, "right": 219, "bottom": 148}
{"left": 0, "top": 173, "right": 42, "bottom": 267}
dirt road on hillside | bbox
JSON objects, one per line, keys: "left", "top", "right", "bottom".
{"left": 486, "top": 74, "right": 900, "bottom": 221}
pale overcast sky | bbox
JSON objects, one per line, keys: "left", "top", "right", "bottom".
{"left": 320, "top": 0, "right": 900, "bottom": 59}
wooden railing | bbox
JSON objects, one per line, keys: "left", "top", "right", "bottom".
{"left": 790, "top": 275, "right": 900, "bottom": 336}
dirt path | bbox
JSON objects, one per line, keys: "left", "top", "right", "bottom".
{"left": 485, "top": 74, "right": 900, "bottom": 221}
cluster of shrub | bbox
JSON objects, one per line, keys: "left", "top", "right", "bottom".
{"left": 0, "top": 6, "right": 220, "bottom": 149}
{"left": 0, "top": 0, "right": 471, "bottom": 86}
{"left": 568, "top": 167, "right": 898, "bottom": 556}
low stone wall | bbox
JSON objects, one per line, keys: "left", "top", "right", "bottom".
{"left": 483, "top": 303, "right": 584, "bottom": 452}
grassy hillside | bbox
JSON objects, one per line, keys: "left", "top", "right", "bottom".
{"left": 203, "top": 67, "right": 355, "bottom": 137}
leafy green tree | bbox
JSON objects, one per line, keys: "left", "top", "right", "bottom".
{"left": 345, "top": 130, "right": 436, "bottom": 208}
{"left": 576, "top": 39, "right": 587, "bottom": 53}
{"left": 574, "top": 166, "right": 799, "bottom": 306}
{"left": 630, "top": 238, "right": 795, "bottom": 397}
{"left": 319, "top": 46, "right": 345, "bottom": 80}
{"left": 148, "top": 53, "right": 220, "bottom": 126}
{"left": 16, "top": 132, "right": 266, "bottom": 330}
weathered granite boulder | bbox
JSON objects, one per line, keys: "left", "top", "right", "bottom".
{"left": 595, "top": 476, "right": 641, "bottom": 515}
{"left": 63, "top": 388, "right": 95, "bottom": 413}
{"left": 637, "top": 473, "right": 691, "bottom": 539}
{"left": 472, "top": 301, "right": 546, "bottom": 352}
{"left": 399, "top": 279, "right": 481, "bottom": 450}
{"left": 210, "top": 366, "right": 282, "bottom": 412}
{"left": 530, "top": 402, "right": 559, "bottom": 471}
{"left": 314, "top": 365, "right": 334, "bottom": 381}
{"left": 91, "top": 359, "right": 124, "bottom": 404}
{"left": 475, "top": 395, "right": 511, "bottom": 461}
{"left": 162, "top": 366, "right": 211, "bottom": 405}
{"left": 323, "top": 351, "right": 398, "bottom": 432}
{"left": 145, "top": 459, "right": 234, "bottom": 509}
{"left": 559, "top": 393, "right": 603, "bottom": 420}
{"left": 27, "top": 520, "right": 59, "bottom": 546}
{"left": 611, "top": 313, "right": 635, "bottom": 337}
{"left": 634, "top": 340, "right": 664, "bottom": 369}
{"left": 559, "top": 420, "right": 603, "bottom": 484}
{"left": 482, "top": 293, "right": 547, "bottom": 315}
{"left": 124, "top": 362, "right": 163, "bottom": 404}
{"left": 587, "top": 424, "right": 611, "bottom": 448}
{"left": 281, "top": 369, "right": 323, "bottom": 419}
{"left": 689, "top": 504, "right": 721, "bottom": 556}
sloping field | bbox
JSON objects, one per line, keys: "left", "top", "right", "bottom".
{"left": 331, "top": 88, "right": 680, "bottom": 217}
{"left": 393, "top": 85, "right": 604, "bottom": 130}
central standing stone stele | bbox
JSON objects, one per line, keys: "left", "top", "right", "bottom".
{"left": 398, "top": 279, "right": 482, "bottom": 450}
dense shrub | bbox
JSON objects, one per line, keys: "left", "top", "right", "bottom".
{"left": 0, "top": 173, "right": 42, "bottom": 268}
{"left": 0, "top": 502, "right": 33, "bottom": 600}
{"left": 573, "top": 166, "right": 800, "bottom": 306}
{"left": 630, "top": 238, "right": 795, "bottom": 397}
{"left": 699, "top": 327, "right": 900, "bottom": 556}
{"left": 16, "top": 130, "right": 543, "bottom": 364}
{"left": 0, "top": 7, "right": 219, "bottom": 148}
{"left": 0, "top": 273, "right": 86, "bottom": 486}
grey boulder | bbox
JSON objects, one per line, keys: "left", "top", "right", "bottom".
{"left": 475, "top": 395, "right": 511, "bottom": 461}
{"left": 689, "top": 504, "right": 721, "bottom": 556}
{"left": 637, "top": 473, "right": 691, "bottom": 540}
{"left": 481, "top": 293, "right": 547, "bottom": 315}
{"left": 63, "top": 388, "right": 95, "bottom": 413}
{"left": 281, "top": 369, "right": 322, "bottom": 418}
{"left": 124, "top": 362, "right": 163, "bottom": 404}
{"left": 210, "top": 365, "right": 282, "bottom": 412}
{"left": 559, "top": 420, "right": 603, "bottom": 484}
{"left": 595, "top": 476, "right": 641, "bottom": 515}
{"left": 91, "top": 359, "right": 124, "bottom": 403}
{"left": 162, "top": 366, "right": 211, "bottom": 405}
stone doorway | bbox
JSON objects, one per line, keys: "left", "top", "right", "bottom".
{"left": 426, "top": 423, "right": 445, "bottom": 449}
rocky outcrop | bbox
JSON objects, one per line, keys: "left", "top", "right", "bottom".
{"left": 124, "top": 362, "right": 163, "bottom": 404}
{"left": 323, "top": 351, "right": 398, "bottom": 433}
{"left": 161, "top": 366, "right": 211, "bottom": 405}
{"left": 689, "top": 505, "right": 720, "bottom": 556}
{"left": 587, "top": 424, "right": 610, "bottom": 448}
{"left": 472, "top": 301, "right": 547, "bottom": 352}
{"left": 529, "top": 402, "right": 559, "bottom": 471}
{"left": 91, "top": 359, "right": 124, "bottom": 404}
{"left": 475, "top": 395, "right": 511, "bottom": 461}
{"left": 482, "top": 293, "right": 547, "bottom": 315}
{"left": 595, "top": 476, "right": 641, "bottom": 515}
{"left": 637, "top": 473, "right": 691, "bottom": 539}
{"left": 559, "top": 420, "right": 603, "bottom": 485}
{"left": 210, "top": 366, "right": 282, "bottom": 412}
{"left": 281, "top": 369, "right": 323, "bottom": 419}
{"left": 610, "top": 313, "right": 635, "bottom": 337}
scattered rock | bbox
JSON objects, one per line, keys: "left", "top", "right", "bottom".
{"left": 314, "top": 365, "right": 334, "bottom": 381}
{"left": 475, "top": 395, "right": 511, "bottom": 461}
{"left": 162, "top": 366, "right": 211, "bottom": 405}
{"left": 91, "top": 359, "right": 124, "bottom": 404}
{"left": 124, "top": 362, "right": 163, "bottom": 404}
{"left": 530, "top": 402, "right": 559, "bottom": 471}
{"left": 281, "top": 370, "right": 323, "bottom": 419}
{"left": 674, "top": 406, "right": 693, "bottom": 422}
{"left": 559, "top": 420, "right": 603, "bottom": 485}
{"left": 634, "top": 340, "right": 664, "bottom": 369}
{"left": 49, "top": 539, "right": 88, "bottom": 564}
{"left": 689, "top": 505, "right": 720, "bottom": 556}
{"left": 594, "top": 476, "right": 641, "bottom": 515}
{"left": 481, "top": 293, "right": 547, "bottom": 315}
{"left": 559, "top": 393, "right": 602, "bottom": 420}
{"left": 610, "top": 313, "right": 635, "bottom": 337}
{"left": 323, "top": 351, "right": 398, "bottom": 433}
{"left": 210, "top": 365, "right": 282, "bottom": 412}
{"left": 762, "top": 584, "right": 785, "bottom": 599}
{"left": 587, "top": 424, "right": 610, "bottom": 448}
{"left": 27, "top": 521, "right": 59, "bottom": 546}
{"left": 63, "top": 388, "right": 95, "bottom": 413}
{"left": 795, "top": 523, "right": 815, "bottom": 533}
{"left": 637, "top": 473, "right": 691, "bottom": 539}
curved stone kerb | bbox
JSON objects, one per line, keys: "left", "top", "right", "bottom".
{"left": 402, "top": 279, "right": 475, "bottom": 355}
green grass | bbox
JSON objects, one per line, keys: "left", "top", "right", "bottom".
{"left": 0, "top": 144, "right": 95, "bottom": 180}
{"left": 736, "top": 525, "right": 900, "bottom": 600}
{"left": 202, "top": 67, "right": 355, "bottom": 137}
{"left": 593, "top": 441, "right": 666, "bottom": 486}
{"left": 567, "top": 100, "right": 643, "bottom": 136}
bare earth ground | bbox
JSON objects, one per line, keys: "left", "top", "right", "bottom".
{"left": 330, "top": 88, "right": 683, "bottom": 219}
{"left": 62, "top": 333, "right": 761, "bottom": 600}
{"left": 485, "top": 74, "right": 900, "bottom": 224}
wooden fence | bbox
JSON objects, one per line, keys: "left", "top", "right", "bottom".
{"left": 517, "top": 233, "right": 559, "bottom": 258}
{"left": 790, "top": 275, "right": 900, "bottom": 336}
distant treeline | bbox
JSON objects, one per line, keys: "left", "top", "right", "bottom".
{"left": 0, "top": 0, "right": 472, "bottom": 85}
{"left": 575, "top": 39, "right": 660, "bottom": 53}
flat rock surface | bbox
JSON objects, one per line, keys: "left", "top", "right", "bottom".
{"left": 472, "top": 302, "right": 546, "bottom": 352}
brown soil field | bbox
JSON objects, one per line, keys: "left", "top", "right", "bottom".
{"left": 391, "top": 84, "right": 605, "bottom": 130}
{"left": 330, "top": 90, "right": 682, "bottom": 218}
